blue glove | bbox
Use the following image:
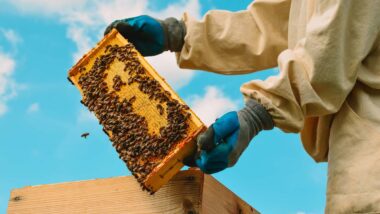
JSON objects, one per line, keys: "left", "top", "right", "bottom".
{"left": 104, "top": 15, "right": 186, "bottom": 56}
{"left": 188, "top": 99, "right": 274, "bottom": 174}
{"left": 195, "top": 112, "right": 240, "bottom": 174}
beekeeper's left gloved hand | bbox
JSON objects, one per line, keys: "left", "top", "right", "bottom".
{"left": 185, "top": 99, "right": 274, "bottom": 174}
{"left": 104, "top": 15, "right": 185, "bottom": 56}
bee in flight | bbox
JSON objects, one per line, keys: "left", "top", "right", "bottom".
{"left": 81, "top": 132, "right": 90, "bottom": 139}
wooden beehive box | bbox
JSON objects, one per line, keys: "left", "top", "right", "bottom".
{"left": 8, "top": 169, "right": 259, "bottom": 214}
{"left": 68, "top": 29, "right": 206, "bottom": 193}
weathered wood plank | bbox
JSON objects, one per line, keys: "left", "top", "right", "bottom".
{"left": 8, "top": 170, "right": 201, "bottom": 214}
{"left": 202, "top": 175, "right": 259, "bottom": 214}
{"left": 8, "top": 170, "right": 259, "bottom": 214}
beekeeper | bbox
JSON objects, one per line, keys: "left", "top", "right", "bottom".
{"left": 105, "top": 0, "right": 380, "bottom": 212}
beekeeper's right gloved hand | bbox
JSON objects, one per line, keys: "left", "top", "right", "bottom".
{"left": 184, "top": 99, "right": 274, "bottom": 174}
{"left": 104, "top": 15, "right": 186, "bottom": 56}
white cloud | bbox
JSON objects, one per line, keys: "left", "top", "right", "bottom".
{"left": 188, "top": 86, "right": 239, "bottom": 126}
{"left": 94, "top": 0, "right": 149, "bottom": 24}
{"left": 0, "top": 51, "right": 17, "bottom": 116}
{"left": 150, "top": 0, "right": 200, "bottom": 19}
{"left": 0, "top": 52, "right": 15, "bottom": 85}
{"left": 1, "top": 29, "right": 22, "bottom": 46}
{"left": 296, "top": 212, "right": 306, "bottom": 214}
{"left": 0, "top": 28, "right": 23, "bottom": 117}
{"left": 145, "top": 52, "right": 195, "bottom": 89}
{"left": 6, "top": 0, "right": 201, "bottom": 89}
{"left": 27, "top": 102, "right": 40, "bottom": 114}
{"left": 8, "top": 0, "right": 87, "bottom": 15}
{"left": 66, "top": 26, "right": 93, "bottom": 62}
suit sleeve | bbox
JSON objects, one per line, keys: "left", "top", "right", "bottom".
{"left": 241, "top": 0, "right": 380, "bottom": 132}
{"left": 176, "top": 0, "right": 291, "bottom": 74}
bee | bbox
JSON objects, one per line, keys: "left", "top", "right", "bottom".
{"left": 129, "top": 96, "right": 136, "bottom": 103}
{"left": 105, "top": 44, "right": 112, "bottom": 53}
{"left": 81, "top": 132, "right": 90, "bottom": 139}
{"left": 157, "top": 104, "right": 164, "bottom": 115}
{"left": 127, "top": 78, "right": 134, "bottom": 85}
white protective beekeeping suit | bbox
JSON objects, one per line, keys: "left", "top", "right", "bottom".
{"left": 176, "top": 0, "right": 380, "bottom": 212}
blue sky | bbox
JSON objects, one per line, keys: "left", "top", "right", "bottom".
{"left": 0, "top": 0, "right": 327, "bottom": 213}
